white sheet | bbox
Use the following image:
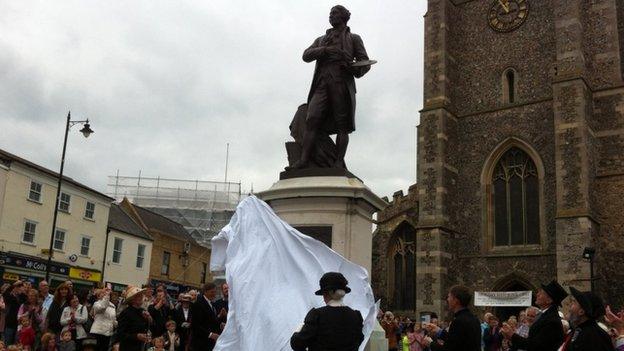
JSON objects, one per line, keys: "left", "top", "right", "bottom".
{"left": 210, "top": 195, "right": 376, "bottom": 351}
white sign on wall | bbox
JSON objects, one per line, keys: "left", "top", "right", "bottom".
{"left": 474, "top": 291, "right": 533, "bottom": 307}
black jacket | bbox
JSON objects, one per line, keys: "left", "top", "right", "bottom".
{"left": 189, "top": 297, "right": 221, "bottom": 351}
{"left": 173, "top": 306, "right": 191, "bottom": 351}
{"left": 511, "top": 306, "right": 564, "bottom": 351}
{"left": 148, "top": 303, "right": 171, "bottom": 337}
{"left": 116, "top": 305, "right": 149, "bottom": 351}
{"left": 46, "top": 300, "right": 67, "bottom": 333}
{"left": 568, "top": 319, "right": 615, "bottom": 351}
{"left": 290, "top": 305, "right": 364, "bottom": 351}
{"left": 2, "top": 288, "right": 26, "bottom": 329}
{"left": 430, "top": 308, "right": 481, "bottom": 351}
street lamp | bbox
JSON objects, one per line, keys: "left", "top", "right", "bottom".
{"left": 45, "top": 111, "right": 94, "bottom": 282}
{"left": 582, "top": 247, "right": 596, "bottom": 292}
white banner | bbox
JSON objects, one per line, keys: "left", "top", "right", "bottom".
{"left": 474, "top": 291, "right": 533, "bottom": 307}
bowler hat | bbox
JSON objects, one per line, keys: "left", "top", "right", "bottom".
{"left": 569, "top": 287, "right": 605, "bottom": 320}
{"left": 541, "top": 280, "right": 568, "bottom": 306}
{"left": 314, "top": 272, "right": 351, "bottom": 296}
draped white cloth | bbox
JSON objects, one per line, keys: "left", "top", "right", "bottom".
{"left": 210, "top": 195, "right": 376, "bottom": 351}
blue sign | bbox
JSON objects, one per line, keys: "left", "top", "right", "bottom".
{"left": 0, "top": 252, "right": 69, "bottom": 276}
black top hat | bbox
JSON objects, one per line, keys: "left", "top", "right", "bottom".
{"left": 541, "top": 280, "right": 568, "bottom": 306}
{"left": 314, "top": 272, "right": 352, "bottom": 296}
{"left": 569, "top": 287, "right": 605, "bottom": 320}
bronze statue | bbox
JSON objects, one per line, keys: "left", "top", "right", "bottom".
{"left": 286, "top": 5, "right": 374, "bottom": 171}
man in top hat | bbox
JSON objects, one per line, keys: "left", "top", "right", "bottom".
{"left": 559, "top": 287, "right": 614, "bottom": 351}
{"left": 422, "top": 285, "right": 482, "bottom": 351}
{"left": 173, "top": 293, "right": 192, "bottom": 351}
{"left": 116, "top": 286, "right": 150, "bottom": 351}
{"left": 501, "top": 280, "right": 569, "bottom": 351}
{"left": 290, "top": 272, "right": 364, "bottom": 351}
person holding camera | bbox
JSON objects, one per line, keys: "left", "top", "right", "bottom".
{"left": 422, "top": 285, "right": 481, "bottom": 351}
{"left": 90, "top": 287, "right": 117, "bottom": 351}
{"left": 381, "top": 311, "right": 399, "bottom": 351}
{"left": 148, "top": 287, "right": 172, "bottom": 338}
{"left": 290, "top": 272, "right": 364, "bottom": 351}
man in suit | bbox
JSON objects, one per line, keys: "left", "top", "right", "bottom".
{"left": 189, "top": 283, "right": 221, "bottom": 351}
{"left": 423, "top": 285, "right": 482, "bottom": 351}
{"left": 213, "top": 283, "right": 229, "bottom": 331}
{"left": 173, "top": 294, "right": 192, "bottom": 351}
{"left": 289, "top": 5, "right": 371, "bottom": 170}
{"left": 501, "top": 280, "right": 568, "bottom": 351}
{"left": 561, "top": 287, "right": 614, "bottom": 351}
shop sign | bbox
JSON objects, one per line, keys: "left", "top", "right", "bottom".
{"left": 69, "top": 267, "right": 101, "bottom": 282}
{"left": 105, "top": 282, "right": 128, "bottom": 293}
{"left": 0, "top": 252, "right": 69, "bottom": 275}
{"left": 150, "top": 279, "right": 196, "bottom": 296}
{"left": 2, "top": 272, "right": 37, "bottom": 284}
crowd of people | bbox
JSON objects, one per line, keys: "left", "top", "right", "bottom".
{"left": 381, "top": 281, "right": 624, "bottom": 351}
{"left": 2, "top": 275, "right": 624, "bottom": 351}
{"left": 0, "top": 280, "right": 229, "bottom": 351}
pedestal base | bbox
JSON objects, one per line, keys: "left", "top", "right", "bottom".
{"left": 257, "top": 176, "right": 387, "bottom": 274}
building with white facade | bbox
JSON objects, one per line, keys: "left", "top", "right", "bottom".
{"left": 0, "top": 149, "right": 113, "bottom": 289}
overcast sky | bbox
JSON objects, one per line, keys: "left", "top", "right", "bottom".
{"left": 0, "top": 1, "right": 426, "bottom": 199}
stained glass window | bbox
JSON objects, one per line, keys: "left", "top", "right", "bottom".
{"left": 390, "top": 224, "right": 416, "bottom": 310}
{"left": 492, "top": 147, "right": 540, "bottom": 246}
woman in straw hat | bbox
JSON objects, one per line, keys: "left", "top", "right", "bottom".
{"left": 290, "top": 272, "right": 364, "bottom": 351}
{"left": 116, "top": 286, "right": 150, "bottom": 351}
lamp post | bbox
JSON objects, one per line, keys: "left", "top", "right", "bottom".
{"left": 45, "top": 111, "right": 94, "bottom": 282}
{"left": 582, "top": 247, "right": 596, "bottom": 293}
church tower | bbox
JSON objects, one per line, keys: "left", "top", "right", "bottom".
{"left": 373, "top": 0, "right": 624, "bottom": 317}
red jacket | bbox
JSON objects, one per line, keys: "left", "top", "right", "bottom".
{"left": 18, "top": 326, "right": 36, "bottom": 347}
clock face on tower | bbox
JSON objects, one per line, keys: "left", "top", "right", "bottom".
{"left": 488, "top": 0, "right": 529, "bottom": 32}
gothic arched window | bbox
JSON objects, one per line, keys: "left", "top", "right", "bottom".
{"left": 492, "top": 147, "right": 540, "bottom": 246}
{"left": 389, "top": 223, "right": 416, "bottom": 311}
{"left": 503, "top": 68, "right": 517, "bottom": 104}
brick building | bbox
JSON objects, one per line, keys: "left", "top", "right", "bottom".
{"left": 372, "top": 0, "right": 624, "bottom": 319}
{"left": 119, "top": 198, "right": 211, "bottom": 296}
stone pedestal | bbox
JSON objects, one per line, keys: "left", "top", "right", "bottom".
{"left": 259, "top": 174, "right": 388, "bottom": 350}
{"left": 257, "top": 175, "right": 387, "bottom": 275}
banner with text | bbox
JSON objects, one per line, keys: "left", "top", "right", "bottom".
{"left": 474, "top": 291, "right": 532, "bottom": 307}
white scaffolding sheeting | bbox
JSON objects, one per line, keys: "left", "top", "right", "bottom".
{"left": 106, "top": 175, "right": 242, "bottom": 246}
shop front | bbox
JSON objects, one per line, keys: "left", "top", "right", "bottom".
{"left": 0, "top": 251, "right": 69, "bottom": 287}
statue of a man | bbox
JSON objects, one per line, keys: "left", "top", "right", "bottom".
{"left": 290, "top": 5, "right": 371, "bottom": 169}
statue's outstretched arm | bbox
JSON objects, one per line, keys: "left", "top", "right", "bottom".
{"left": 352, "top": 35, "right": 370, "bottom": 78}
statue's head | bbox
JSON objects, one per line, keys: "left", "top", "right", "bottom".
{"left": 329, "top": 5, "right": 350, "bottom": 27}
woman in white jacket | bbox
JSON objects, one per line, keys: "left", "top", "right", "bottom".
{"left": 60, "top": 295, "right": 89, "bottom": 342}
{"left": 90, "top": 288, "right": 117, "bottom": 351}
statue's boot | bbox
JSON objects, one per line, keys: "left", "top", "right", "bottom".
{"left": 286, "top": 159, "right": 309, "bottom": 170}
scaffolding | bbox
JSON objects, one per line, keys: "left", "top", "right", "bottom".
{"left": 106, "top": 174, "right": 242, "bottom": 246}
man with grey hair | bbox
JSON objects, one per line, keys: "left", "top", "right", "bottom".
{"left": 514, "top": 307, "right": 538, "bottom": 351}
